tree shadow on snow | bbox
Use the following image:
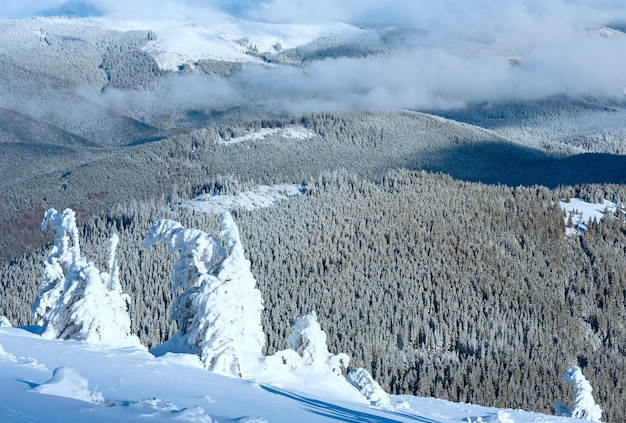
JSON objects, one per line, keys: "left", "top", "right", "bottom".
{"left": 415, "top": 141, "right": 626, "bottom": 188}
{"left": 259, "top": 385, "right": 439, "bottom": 423}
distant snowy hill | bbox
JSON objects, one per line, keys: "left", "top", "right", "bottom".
{"left": 0, "top": 326, "right": 591, "bottom": 422}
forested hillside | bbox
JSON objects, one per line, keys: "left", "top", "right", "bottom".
{"left": 2, "top": 170, "right": 625, "bottom": 421}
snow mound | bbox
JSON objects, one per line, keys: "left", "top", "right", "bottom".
{"left": 0, "top": 344, "right": 17, "bottom": 363}
{"left": 0, "top": 343, "right": 47, "bottom": 370}
{"left": 171, "top": 405, "right": 214, "bottom": 422}
{"left": 466, "top": 411, "right": 514, "bottom": 422}
{"left": 286, "top": 312, "right": 349, "bottom": 376}
{"left": 33, "top": 366, "right": 104, "bottom": 404}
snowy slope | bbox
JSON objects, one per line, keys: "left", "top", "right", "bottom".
{"left": 0, "top": 326, "right": 590, "bottom": 423}
{"left": 559, "top": 198, "right": 622, "bottom": 236}
{"left": 89, "top": 15, "right": 365, "bottom": 71}
{"left": 184, "top": 184, "right": 304, "bottom": 215}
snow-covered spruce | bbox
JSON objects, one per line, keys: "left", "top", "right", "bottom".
{"left": 346, "top": 367, "right": 391, "bottom": 408}
{"left": 32, "top": 208, "right": 81, "bottom": 325}
{"left": 0, "top": 316, "right": 11, "bottom": 328}
{"left": 32, "top": 208, "right": 139, "bottom": 346}
{"left": 554, "top": 365, "right": 602, "bottom": 421}
{"left": 144, "top": 213, "right": 265, "bottom": 377}
{"left": 283, "top": 312, "right": 349, "bottom": 376}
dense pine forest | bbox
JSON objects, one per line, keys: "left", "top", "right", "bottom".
{"left": 2, "top": 165, "right": 625, "bottom": 421}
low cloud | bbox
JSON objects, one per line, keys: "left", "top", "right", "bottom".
{"left": 107, "top": 32, "right": 625, "bottom": 114}
{"left": 2, "top": 1, "right": 626, "bottom": 116}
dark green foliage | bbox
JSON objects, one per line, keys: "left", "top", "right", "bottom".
{"left": 101, "top": 49, "right": 162, "bottom": 90}
{"left": 191, "top": 59, "right": 243, "bottom": 78}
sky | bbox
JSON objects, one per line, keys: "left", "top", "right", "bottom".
{"left": 3, "top": 0, "right": 626, "bottom": 32}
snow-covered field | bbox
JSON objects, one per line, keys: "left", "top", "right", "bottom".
{"left": 0, "top": 193, "right": 604, "bottom": 422}
{"left": 559, "top": 198, "right": 621, "bottom": 236}
{"left": 184, "top": 184, "right": 305, "bottom": 214}
{"left": 218, "top": 126, "right": 318, "bottom": 145}
{"left": 0, "top": 325, "right": 591, "bottom": 423}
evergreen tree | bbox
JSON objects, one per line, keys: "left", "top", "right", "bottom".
{"left": 556, "top": 365, "right": 603, "bottom": 422}
{"left": 145, "top": 213, "right": 265, "bottom": 376}
{"left": 287, "top": 312, "right": 349, "bottom": 376}
{"left": 32, "top": 208, "right": 138, "bottom": 346}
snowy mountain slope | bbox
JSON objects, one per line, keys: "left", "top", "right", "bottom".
{"left": 0, "top": 326, "right": 591, "bottom": 423}
{"left": 46, "top": 14, "right": 369, "bottom": 71}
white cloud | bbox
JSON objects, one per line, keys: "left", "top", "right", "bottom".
{"left": 2, "top": 1, "right": 625, "bottom": 113}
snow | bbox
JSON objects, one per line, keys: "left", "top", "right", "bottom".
{"left": 0, "top": 325, "right": 594, "bottom": 423}
{"left": 559, "top": 198, "right": 620, "bottom": 236}
{"left": 145, "top": 214, "right": 265, "bottom": 376}
{"left": 80, "top": 15, "right": 364, "bottom": 71}
{"left": 347, "top": 367, "right": 392, "bottom": 409}
{"left": 34, "top": 208, "right": 140, "bottom": 347}
{"left": 1, "top": 206, "right": 597, "bottom": 421}
{"left": 0, "top": 315, "right": 11, "bottom": 327}
{"left": 185, "top": 184, "right": 305, "bottom": 215}
{"left": 218, "top": 126, "right": 318, "bottom": 145}
{"left": 285, "top": 312, "right": 349, "bottom": 377}
{"left": 33, "top": 366, "right": 105, "bottom": 404}
{"left": 558, "top": 365, "right": 603, "bottom": 421}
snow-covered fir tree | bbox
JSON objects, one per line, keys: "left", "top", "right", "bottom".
{"left": 32, "top": 208, "right": 81, "bottom": 323}
{"left": 32, "top": 208, "right": 138, "bottom": 346}
{"left": 555, "top": 365, "right": 603, "bottom": 421}
{"left": 0, "top": 316, "right": 11, "bottom": 328}
{"left": 346, "top": 367, "right": 391, "bottom": 408}
{"left": 144, "top": 212, "right": 265, "bottom": 376}
{"left": 286, "top": 312, "right": 349, "bottom": 376}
